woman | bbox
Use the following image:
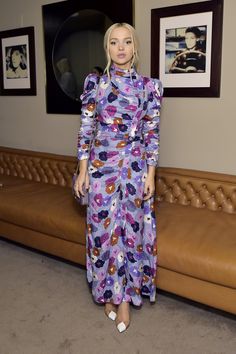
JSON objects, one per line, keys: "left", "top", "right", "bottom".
{"left": 6, "top": 45, "right": 27, "bottom": 79}
{"left": 74, "top": 23, "right": 163, "bottom": 333}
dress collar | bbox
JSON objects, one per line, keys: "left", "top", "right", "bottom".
{"left": 110, "top": 64, "right": 137, "bottom": 79}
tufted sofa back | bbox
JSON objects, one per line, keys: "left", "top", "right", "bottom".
{"left": 1, "top": 146, "right": 236, "bottom": 214}
{"left": 157, "top": 167, "right": 236, "bottom": 214}
{"left": 0, "top": 146, "right": 76, "bottom": 188}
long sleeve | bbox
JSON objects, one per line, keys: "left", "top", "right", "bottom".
{"left": 142, "top": 78, "right": 163, "bottom": 166}
{"left": 77, "top": 73, "right": 100, "bottom": 160}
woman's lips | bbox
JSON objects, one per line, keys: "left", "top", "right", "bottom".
{"left": 117, "top": 54, "right": 126, "bottom": 58}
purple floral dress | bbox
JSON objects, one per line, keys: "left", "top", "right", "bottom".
{"left": 78, "top": 64, "right": 163, "bottom": 306}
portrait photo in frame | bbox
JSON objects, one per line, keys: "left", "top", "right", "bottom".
{"left": 151, "top": 0, "right": 224, "bottom": 97}
{"left": 0, "top": 26, "right": 36, "bottom": 95}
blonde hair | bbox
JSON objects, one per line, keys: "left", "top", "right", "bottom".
{"left": 103, "top": 23, "right": 139, "bottom": 78}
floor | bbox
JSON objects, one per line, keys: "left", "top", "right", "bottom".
{"left": 1, "top": 237, "right": 236, "bottom": 354}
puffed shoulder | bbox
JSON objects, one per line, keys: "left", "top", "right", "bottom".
{"left": 143, "top": 77, "right": 163, "bottom": 99}
{"left": 80, "top": 73, "right": 100, "bottom": 102}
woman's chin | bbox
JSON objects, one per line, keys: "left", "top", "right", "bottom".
{"left": 113, "top": 60, "right": 132, "bottom": 70}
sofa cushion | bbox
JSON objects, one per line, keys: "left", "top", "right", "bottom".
{"left": 0, "top": 176, "right": 86, "bottom": 244}
{"left": 158, "top": 202, "right": 236, "bottom": 289}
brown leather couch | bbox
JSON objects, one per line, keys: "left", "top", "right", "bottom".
{"left": 1, "top": 146, "right": 236, "bottom": 314}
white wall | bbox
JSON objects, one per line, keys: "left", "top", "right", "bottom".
{"left": 0, "top": 0, "right": 235, "bottom": 175}
{"left": 0, "top": 0, "right": 79, "bottom": 156}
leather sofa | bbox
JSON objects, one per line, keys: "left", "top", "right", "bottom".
{"left": 1, "top": 146, "right": 236, "bottom": 314}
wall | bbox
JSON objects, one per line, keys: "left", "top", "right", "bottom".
{"left": 0, "top": 0, "right": 235, "bottom": 175}
{"left": 0, "top": 0, "right": 79, "bottom": 156}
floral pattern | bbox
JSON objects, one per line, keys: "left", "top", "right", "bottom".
{"left": 78, "top": 64, "right": 163, "bottom": 306}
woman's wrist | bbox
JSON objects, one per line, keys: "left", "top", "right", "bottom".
{"left": 147, "top": 165, "right": 156, "bottom": 178}
{"left": 79, "top": 159, "right": 88, "bottom": 174}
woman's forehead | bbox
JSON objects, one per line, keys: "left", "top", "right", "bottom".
{"left": 110, "top": 27, "right": 131, "bottom": 39}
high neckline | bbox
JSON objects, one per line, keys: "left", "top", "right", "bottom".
{"left": 110, "top": 64, "right": 137, "bottom": 79}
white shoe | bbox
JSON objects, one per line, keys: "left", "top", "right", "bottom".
{"left": 108, "top": 310, "right": 117, "bottom": 321}
{"left": 117, "top": 321, "right": 127, "bottom": 333}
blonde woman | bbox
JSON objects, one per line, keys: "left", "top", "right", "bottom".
{"left": 75, "top": 23, "right": 163, "bottom": 333}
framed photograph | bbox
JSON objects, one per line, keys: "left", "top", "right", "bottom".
{"left": 0, "top": 26, "right": 36, "bottom": 95}
{"left": 151, "top": 0, "right": 224, "bottom": 97}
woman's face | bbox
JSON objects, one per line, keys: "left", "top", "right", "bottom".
{"left": 11, "top": 50, "right": 21, "bottom": 68}
{"left": 108, "top": 26, "right": 134, "bottom": 69}
{"left": 185, "top": 32, "right": 197, "bottom": 50}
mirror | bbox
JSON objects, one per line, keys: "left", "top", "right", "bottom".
{"left": 42, "top": 0, "right": 133, "bottom": 114}
{"left": 52, "top": 10, "right": 112, "bottom": 101}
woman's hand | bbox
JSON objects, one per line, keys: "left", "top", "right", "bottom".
{"left": 74, "top": 170, "right": 89, "bottom": 197}
{"left": 143, "top": 165, "right": 156, "bottom": 201}
{"left": 74, "top": 159, "right": 89, "bottom": 197}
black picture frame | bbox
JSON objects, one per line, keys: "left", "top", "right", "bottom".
{"left": 151, "top": 0, "right": 224, "bottom": 97}
{"left": 42, "top": 0, "right": 133, "bottom": 114}
{"left": 0, "top": 26, "right": 36, "bottom": 96}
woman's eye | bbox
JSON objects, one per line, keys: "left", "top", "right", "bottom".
{"left": 126, "top": 40, "right": 132, "bottom": 45}
{"left": 110, "top": 41, "right": 116, "bottom": 45}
